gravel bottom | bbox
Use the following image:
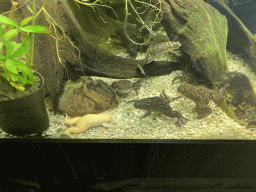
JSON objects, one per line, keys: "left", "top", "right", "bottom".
{"left": 49, "top": 51, "right": 256, "bottom": 139}
{"left": 1, "top": 50, "right": 256, "bottom": 139}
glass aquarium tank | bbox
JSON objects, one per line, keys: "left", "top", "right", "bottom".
{"left": 0, "top": 0, "right": 256, "bottom": 140}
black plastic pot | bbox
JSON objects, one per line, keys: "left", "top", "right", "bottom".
{"left": 0, "top": 71, "right": 49, "bottom": 136}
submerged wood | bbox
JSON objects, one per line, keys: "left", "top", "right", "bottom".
{"left": 62, "top": 0, "right": 183, "bottom": 79}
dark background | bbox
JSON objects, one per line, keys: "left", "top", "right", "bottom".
{"left": 1, "top": 140, "right": 256, "bottom": 176}
{"left": 229, "top": 0, "right": 256, "bottom": 34}
{"left": 1, "top": 140, "right": 256, "bottom": 191}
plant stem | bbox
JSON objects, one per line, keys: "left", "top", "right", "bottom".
{"left": 6, "top": 1, "right": 18, "bottom": 32}
{"left": 29, "top": 0, "right": 36, "bottom": 68}
{"left": 29, "top": 0, "right": 47, "bottom": 68}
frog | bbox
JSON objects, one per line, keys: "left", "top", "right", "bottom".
{"left": 111, "top": 79, "right": 142, "bottom": 95}
{"left": 137, "top": 41, "right": 182, "bottom": 75}
{"left": 173, "top": 77, "right": 226, "bottom": 119}
{"left": 128, "top": 90, "right": 189, "bottom": 127}
{"left": 61, "top": 113, "right": 114, "bottom": 138}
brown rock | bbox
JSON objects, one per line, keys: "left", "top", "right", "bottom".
{"left": 58, "top": 76, "right": 118, "bottom": 117}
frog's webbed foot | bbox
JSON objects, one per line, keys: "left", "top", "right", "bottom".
{"left": 160, "top": 90, "right": 182, "bottom": 103}
{"left": 171, "top": 111, "right": 189, "bottom": 127}
{"left": 64, "top": 114, "right": 72, "bottom": 125}
{"left": 176, "top": 115, "right": 189, "bottom": 127}
{"left": 170, "top": 50, "right": 181, "bottom": 57}
{"left": 132, "top": 81, "right": 142, "bottom": 95}
{"left": 141, "top": 111, "right": 151, "bottom": 118}
{"left": 177, "top": 116, "right": 189, "bottom": 127}
{"left": 171, "top": 75, "right": 183, "bottom": 86}
{"left": 65, "top": 114, "right": 70, "bottom": 121}
{"left": 160, "top": 90, "right": 170, "bottom": 101}
{"left": 64, "top": 114, "right": 79, "bottom": 125}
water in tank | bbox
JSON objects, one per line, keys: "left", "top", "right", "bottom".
{"left": 1, "top": 0, "right": 256, "bottom": 140}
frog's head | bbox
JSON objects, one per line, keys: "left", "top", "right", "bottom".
{"left": 111, "top": 80, "right": 132, "bottom": 94}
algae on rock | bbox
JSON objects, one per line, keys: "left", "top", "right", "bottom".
{"left": 161, "top": 0, "right": 229, "bottom": 82}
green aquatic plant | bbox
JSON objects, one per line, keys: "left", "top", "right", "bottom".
{"left": 0, "top": 0, "right": 51, "bottom": 91}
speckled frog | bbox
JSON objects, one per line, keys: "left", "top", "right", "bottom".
{"left": 174, "top": 80, "right": 226, "bottom": 119}
{"left": 128, "top": 90, "right": 189, "bottom": 126}
{"left": 111, "top": 80, "right": 141, "bottom": 95}
{"left": 137, "top": 41, "right": 182, "bottom": 75}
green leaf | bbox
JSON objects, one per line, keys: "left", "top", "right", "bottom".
{"left": 11, "top": 34, "right": 30, "bottom": 58}
{"left": 27, "top": 69, "right": 35, "bottom": 81}
{"left": 0, "top": 55, "right": 7, "bottom": 60}
{"left": 13, "top": 60, "right": 35, "bottom": 82}
{"left": 9, "top": 73, "right": 18, "bottom": 81}
{"left": 15, "top": 75, "right": 28, "bottom": 85}
{"left": 0, "top": 72, "right": 8, "bottom": 78}
{"left": 4, "top": 29, "right": 18, "bottom": 40}
{"left": 13, "top": 59, "right": 26, "bottom": 68}
{"left": 5, "top": 59, "right": 18, "bottom": 74}
{"left": 20, "top": 16, "right": 32, "bottom": 27}
{"left": 4, "top": 40, "right": 15, "bottom": 57}
{"left": 11, "top": 41, "right": 21, "bottom": 49}
{"left": 25, "top": 79, "right": 33, "bottom": 84}
{"left": 19, "top": 25, "right": 51, "bottom": 33}
{"left": 12, "top": 59, "right": 26, "bottom": 72}
{"left": 21, "top": 65, "right": 35, "bottom": 81}
{"left": 9, "top": 81, "right": 25, "bottom": 91}
{"left": 0, "top": 26, "right": 5, "bottom": 40}
{"left": 37, "top": 28, "right": 51, "bottom": 34}
{"left": 0, "top": 15, "right": 19, "bottom": 28}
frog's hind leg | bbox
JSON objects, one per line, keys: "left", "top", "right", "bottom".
{"left": 64, "top": 126, "right": 85, "bottom": 137}
{"left": 170, "top": 111, "right": 189, "bottom": 127}
{"left": 176, "top": 116, "right": 189, "bottom": 127}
